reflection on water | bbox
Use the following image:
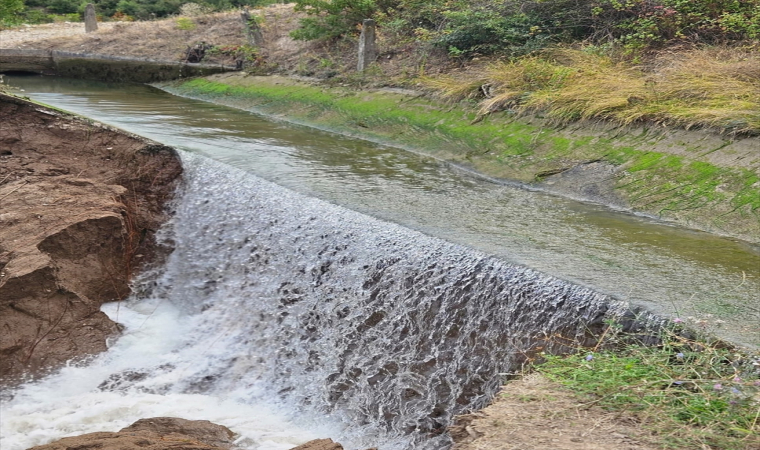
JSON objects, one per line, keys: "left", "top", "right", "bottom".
{"left": 5, "top": 74, "right": 758, "bottom": 347}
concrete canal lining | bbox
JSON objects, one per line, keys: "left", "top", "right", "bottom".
{"left": 0, "top": 49, "right": 234, "bottom": 82}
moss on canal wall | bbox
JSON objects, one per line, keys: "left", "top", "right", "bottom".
{"left": 160, "top": 73, "right": 760, "bottom": 244}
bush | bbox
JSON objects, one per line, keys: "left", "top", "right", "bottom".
{"left": 291, "top": 0, "right": 397, "bottom": 40}
{"left": 179, "top": 2, "right": 211, "bottom": 16}
{"left": 19, "top": 8, "right": 55, "bottom": 24}
{"left": 591, "top": 0, "right": 760, "bottom": 53}
{"left": 289, "top": 0, "right": 760, "bottom": 59}
{"left": 434, "top": 8, "right": 546, "bottom": 57}
{"left": 0, "top": 0, "right": 24, "bottom": 25}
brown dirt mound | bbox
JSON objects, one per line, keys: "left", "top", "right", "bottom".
{"left": 28, "top": 417, "right": 371, "bottom": 450}
{"left": 0, "top": 93, "right": 182, "bottom": 385}
{"left": 28, "top": 417, "right": 236, "bottom": 450}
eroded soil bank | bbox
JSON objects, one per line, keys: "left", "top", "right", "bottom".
{"left": 0, "top": 93, "right": 182, "bottom": 385}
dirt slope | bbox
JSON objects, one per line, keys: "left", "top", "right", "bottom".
{"left": 0, "top": 93, "right": 182, "bottom": 385}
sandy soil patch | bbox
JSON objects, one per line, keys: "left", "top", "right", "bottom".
{"left": 451, "top": 374, "right": 660, "bottom": 450}
{"left": 0, "top": 22, "right": 116, "bottom": 48}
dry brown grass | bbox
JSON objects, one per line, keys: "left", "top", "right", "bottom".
{"left": 425, "top": 46, "right": 760, "bottom": 134}
{"left": 10, "top": 12, "right": 247, "bottom": 64}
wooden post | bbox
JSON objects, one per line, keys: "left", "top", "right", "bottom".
{"left": 357, "top": 19, "right": 377, "bottom": 72}
{"left": 84, "top": 3, "right": 98, "bottom": 33}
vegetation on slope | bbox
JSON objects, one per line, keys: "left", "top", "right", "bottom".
{"left": 290, "top": 0, "right": 760, "bottom": 57}
{"left": 537, "top": 322, "right": 760, "bottom": 449}
{"left": 284, "top": 0, "right": 760, "bottom": 135}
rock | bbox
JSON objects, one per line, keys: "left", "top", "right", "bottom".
{"left": 185, "top": 42, "right": 211, "bottom": 63}
{"left": 26, "top": 418, "right": 378, "bottom": 450}
{"left": 121, "top": 418, "right": 236, "bottom": 448}
{"left": 28, "top": 417, "right": 235, "bottom": 450}
{"left": 289, "top": 439, "right": 344, "bottom": 450}
{"left": 0, "top": 93, "right": 182, "bottom": 385}
{"left": 287, "top": 439, "right": 377, "bottom": 450}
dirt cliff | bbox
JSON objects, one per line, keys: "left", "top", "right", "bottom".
{"left": 0, "top": 93, "right": 182, "bottom": 385}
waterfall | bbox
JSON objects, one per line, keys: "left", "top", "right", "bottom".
{"left": 2, "top": 152, "right": 656, "bottom": 450}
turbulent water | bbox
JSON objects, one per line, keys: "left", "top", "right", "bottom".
{"left": 1, "top": 153, "right": 655, "bottom": 450}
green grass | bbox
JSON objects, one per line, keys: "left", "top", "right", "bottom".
{"left": 537, "top": 327, "right": 760, "bottom": 449}
{"left": 177, "top": 77, "right": 541, "bottom": 161}
{"left": 604, "top": 147, "right": 760, "bottom": 221}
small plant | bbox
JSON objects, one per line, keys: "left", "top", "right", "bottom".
{"left": 175, "top": 16, "right": 196, "bottom": 31}
{"left": 536, "top": 323, "right": 760, "bottom": 450}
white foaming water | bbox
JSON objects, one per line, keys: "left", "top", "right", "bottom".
{"left": 0, "top": 297, "right": 334, "bottom": 450}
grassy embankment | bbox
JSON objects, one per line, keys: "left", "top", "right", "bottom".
{"left": 165, "top": 66, "right": 759, "bottom": 243}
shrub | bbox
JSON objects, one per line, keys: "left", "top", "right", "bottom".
{"left": 591, "top": 0, "right": 760, "bottom": 53}
{"left": 179, "top": 2, "right": 211, "bottom": 17}
{"left": 291, "top": 0, "right": 397, "bottom": 40}
{"left": 19, "top": 8, "right": 55, "bottom": 24}
{"left": 175, "top": 16, "right": 196, "bottom": 30}
{"left": 0, "top": 0, "right": 24, "bottom": 26}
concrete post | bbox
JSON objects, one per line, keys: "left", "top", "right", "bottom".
{"left": 241, "top": 9, "right": 264, "bottom": 47}
{"left": 357, "top": 19, "right": 377, "bottom": 72}
{"left": 84, "top": 3, "right": 98, "bottom": 33}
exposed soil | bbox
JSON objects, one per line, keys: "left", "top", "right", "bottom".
{"left": 0, "top": 93, "right": 182, "bottom": 385}
{"left": 450, "top": 374, "right": 660, "bottom": 450}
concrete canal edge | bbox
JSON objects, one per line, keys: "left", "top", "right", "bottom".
{"left": 0, "top": 49, "right": 234, "bottom": 83}
{"left": 158, "top": 73, "right": 760, "bottom": 245}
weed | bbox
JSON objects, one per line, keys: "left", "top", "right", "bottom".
{"left": 175, "top": 17, "right": 196, "bottom": 31}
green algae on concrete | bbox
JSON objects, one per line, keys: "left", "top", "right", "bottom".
{"left": 159, "top": 73, "right": 760, "bottom": 243}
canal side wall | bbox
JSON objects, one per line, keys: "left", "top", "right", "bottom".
{"left": 158, "top": 73, "right": 760, "bottom": 244}
{"left": 0, "top": 49, "right": 233, "bottom": 83}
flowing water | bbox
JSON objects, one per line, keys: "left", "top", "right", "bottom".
{"left": 1, "top": 75, "right": 759, "bottom": 450}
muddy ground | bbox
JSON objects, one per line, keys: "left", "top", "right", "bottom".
{"left": 0, "top": 93, "right": 182, "bottom": 384}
